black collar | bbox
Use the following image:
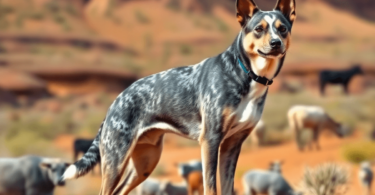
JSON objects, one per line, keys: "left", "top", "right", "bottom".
{"left": 237, "top": 57, "right": 273, "bottom": 86}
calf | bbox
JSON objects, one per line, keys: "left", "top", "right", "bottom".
{"left": 136, "top": 178, "right": 162, "bottom": 195}
{"left": 73, "top": 138, "right": 100, "bottom": 175}
{"left": 287, "top": 105, "right": 347, "bottom": 151}
{"left": 358, "top": 161, "right": 373, "bottom": 195}
{"left": 0, "top": 155, "right": 70, "bottom": 195}
{"left": 319, "top": 65, "right": 363, "bottom": 96}
{"left": 242, "top": 169, "right": 301, "bottom": 195}
{"left": 269, "top": 160, "right": 284, "bottom": 174}
{"left": 175, "top": 160, "right": 202, "bottom": 181}
{"left": 187, "top": 171, "right": 203, "bottom": 195}
{"left": 158, "top": 180, "right": 187, "bottom": 195}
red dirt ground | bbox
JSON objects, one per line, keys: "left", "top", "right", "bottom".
{"left": 55, "top": 130, "right": 372, "bottom": 195}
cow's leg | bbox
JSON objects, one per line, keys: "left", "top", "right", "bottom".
{"left": 319, "top": 81, "right": 326, "bottom": 96}
{"left": 295, "top": 129, "right": 304, "bottom": 151}
{"left": 313, "top": 128, "right": 320, "bottom": 150}
{"left": 343, "top": 82, "right": 349, "bottom": 95}
{"left": 218, "top": 129, "right": 250, "bottom": 195}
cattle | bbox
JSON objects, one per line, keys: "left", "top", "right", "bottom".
{"left": 186, "top": 171, "right": 203, "bottom": 195}
{"left": 319, "top": 65, "right": 363, "bottom": 96}
{"left": 0, "top": 155, "right": 70, "bottom": 195}
{"left": 269, "top": 160, "right": 284, "bottom": 174}
{"left": 242, "top": 169, "right": 301, "bottom": 195}
{"left": 358, "top": 161, "right": 373, "bottom": 195}
{"left": 158, "top": 180, "right": 187, "bottom": 195}
{"left": 135, "top": 178, "right": 162, "bottom": 195}
{"left": 287, "top": 105, "right": 347, "bottom": 151}
{"left": 175, "top": 160, "right": 202, "bottom": 182}
{"left": 73, "top": 138, "right": 100, "bottom": 175}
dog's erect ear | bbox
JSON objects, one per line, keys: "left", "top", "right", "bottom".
{"left": 274, "top": 0, "right": 296, "bottom": 25}
{"left": 236, "top": 0, "right": 259, "bottom": 27}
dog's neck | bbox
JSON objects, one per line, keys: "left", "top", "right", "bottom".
{"left": 235, "top": 32, "right": 282, "bottom": 81}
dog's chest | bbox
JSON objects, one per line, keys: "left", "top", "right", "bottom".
{"left": 225, "top": 82, "right": 267, "bottom": 139}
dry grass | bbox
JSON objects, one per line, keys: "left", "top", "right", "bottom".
{"left": 299, "top": 163, "right": 350, "bottom": 195}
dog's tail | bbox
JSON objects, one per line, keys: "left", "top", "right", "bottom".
{"left": 62, "top": 121, "right": 104, "bottom": 181}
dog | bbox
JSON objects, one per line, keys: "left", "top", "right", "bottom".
{"left": 62, "top": 0, "right": 296, "bottom": 194}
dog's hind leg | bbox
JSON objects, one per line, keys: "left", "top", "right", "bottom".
{"left": 114, "top": 133, "right": 164, "bottom": 195}
{"left": 218, "top": 129, "right": 251, "bottom": 195}
{"left": 99, "top": 139, "right": 137, "bottom": 195}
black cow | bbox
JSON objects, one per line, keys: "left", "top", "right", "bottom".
{"left": 73, "top": 138, "right": 100, "bottom": 175}
{"left": 319, "top": 65, "right": 363, "bottom": 96}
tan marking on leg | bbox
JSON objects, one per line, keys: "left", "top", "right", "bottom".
{"left": 200, "top": 141, "right": 217, "bottom": 195}
{"left": 99, "top": 139, "right": 137, "bottom": 195}
{"left": 198, "top": 107, "right": 206, "bottom": 144}
{"left": 115, "top": 133, "right": 164, "bottom": 195}
{"left": 218, "top": 130, "right": 250, "bottom": 195}
{"left": 222, "top": 107, "right": 235, "bottom": 133}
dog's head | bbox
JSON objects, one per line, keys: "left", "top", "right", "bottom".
{"left": 237, "top": 0, "right": 296, "bottom": 59}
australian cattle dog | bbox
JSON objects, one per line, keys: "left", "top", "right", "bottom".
{"left": 63, "top": 0, "right": 297, "bottom": 194}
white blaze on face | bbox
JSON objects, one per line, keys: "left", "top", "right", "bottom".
{"left": 264, "top": 15, "right": 278, "bottom": 40}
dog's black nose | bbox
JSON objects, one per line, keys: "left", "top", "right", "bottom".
{"left": 270, "top": 39, "right": 281, "bottom": 48}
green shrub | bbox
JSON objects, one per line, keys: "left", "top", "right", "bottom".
{"left": 65, "top": 4, "right": 78, "bottom": 16}
{"left": 5, "top": 131, "right": 48, "bottom": 156}
{"left": 53, "top": 14, "right": 65, "bottom": 24}
{"left": 135, "top": 10, "right": 150, "bottom": 24}
{"left": 166, "top": 0, "right": 181, "bottom": 11}
{"left": 29, "top": 12, "right": 45, "bottom": 20}
{"left": 341, "top": 141, "right": 375, "bottom": 164}
{"left": 213, "top": 17, "right": 228, "bottom": 32}
{"left": 179, "top": 44, "right": 192, "bottom": 55}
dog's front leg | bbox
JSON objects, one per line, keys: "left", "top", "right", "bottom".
{"left": 218, "top": 129, "right": 251, "bottom": 195}
{"left": 200, "top": 137, "right": 222, "bottom": 195}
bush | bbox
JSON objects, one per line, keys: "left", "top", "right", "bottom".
{"left": 179, "top": 44, "right": 192, "bottom": 55}
{"left": 5, "top": 131, "right": 51, "bottom": 156}
{"left": 135, "top": 10, "right": 150, "bottom": 24}
{"left": 29, "top": 12, "right": 45, "bottom": 20}
{"left": 341, "top": 141, "right": 375, "bottom": 164}
{"left": 299, "top": 163, "right": 349, "bottom": 195}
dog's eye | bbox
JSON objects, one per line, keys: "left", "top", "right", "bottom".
{"left": 255, "top": 26, "right": 263, "bottom": 33}
{"left": 279, "top": 26, "right": 287, "bottom": 33}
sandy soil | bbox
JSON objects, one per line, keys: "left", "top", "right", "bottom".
{"left": 54, "top": 130, "right": 372, "bottom": 195}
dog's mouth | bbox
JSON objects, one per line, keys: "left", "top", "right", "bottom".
{"left": 257, "top": 50, "right": 286, "bottom": 58}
